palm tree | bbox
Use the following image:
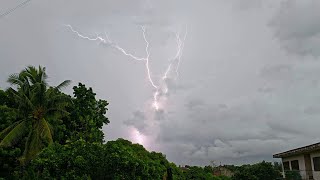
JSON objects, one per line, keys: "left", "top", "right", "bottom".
{"left": 0, "top": 66, "right": 71, "bottom": 164}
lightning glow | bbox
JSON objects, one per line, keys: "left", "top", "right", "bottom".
{"left": 65, "top": 24, "right": 187, "bottom": 111}
{"left": 132, "top": 128, "right": 145, "bottom": 145}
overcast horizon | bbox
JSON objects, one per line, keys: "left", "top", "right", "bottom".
{"left": 1, "top": 0, "right": 320, "bottom": 166}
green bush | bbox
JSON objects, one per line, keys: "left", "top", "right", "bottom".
{"left": 231, "top": 161, "right": 282, "bottom": 180}
{"left": 285, "top": 170, "right": 302, "bottom": 180}
{"left": 21, "top": 139, "right": 175, "bottom": 179}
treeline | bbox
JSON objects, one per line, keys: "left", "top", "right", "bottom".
{"left": 0, "top": 66, "right": 282, "bottom": 179}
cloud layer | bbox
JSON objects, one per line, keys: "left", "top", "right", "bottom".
{"left": 1, "top": 0, "right": 320, "bottom": 165}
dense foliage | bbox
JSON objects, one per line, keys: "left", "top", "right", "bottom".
{"left": 22, "top": 139, "right": 172, "bottom": 179}
{"left": 285, "top": 170, "right": 302, "bottom": 180}
{"left": 52, "top": 83, "right": 109, "bottom": 144}
{"left": 231, "top": 161, "right": 282, "bottom": 180}
{"left": 0, "top": 66, "right": 284, "bottom": 179}
{"left": 183, "top": 166, "right": 231, "bottom": 180}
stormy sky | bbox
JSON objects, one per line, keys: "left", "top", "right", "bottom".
{"left": 1, "top": 0, "right": 320, "bottom": 166}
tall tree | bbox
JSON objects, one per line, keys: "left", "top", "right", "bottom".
{"left": 0, "top": 66, "right": 70, "bottom": 164}
{"left": 62, "top": 83, "right": 109, "bottom": 143}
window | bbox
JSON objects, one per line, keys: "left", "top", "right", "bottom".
{"left": 283, "top": 161, "right": 290, "bottom": 171}
{"left": 291, "top": 160, "right": 299, "bottom": 170}
{"left": 313, "top": 157, "right": 320, "bottom": 171}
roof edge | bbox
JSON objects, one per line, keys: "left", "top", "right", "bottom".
{"left": 273, "top": 142, "right": 320, "bottom": 158}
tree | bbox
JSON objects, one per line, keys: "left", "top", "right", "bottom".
{"left": 0, "top": 89, "right": 21, "bottom": 178}
{"left": 24, "top": 140, "right": 105, "bottom": 179}
{"left": 273, "top": 161, "right": 282, "bottom": 172}
{"left": 251, "top": 161, "right": 282, "bottom": 180}
{"left": 232, "top": 170, "right": 258, "bottom": 180}
{"left": 24, "top": 138, "right": 175, "bottom": 179}
{"left": 231, "top": 161, "right": 282, "bottom": 180}
{"left": 103, "top": 138, "right": 169, "bottom": 179}
{"left": 0, "top": 90, "right": 17, "bottom": 136}
{"left": 184, "top": 166, "right": 215, "bottom": 180}
{"left": 60, "top": 83, "right": 109, "bottom": 143}
{"left": 204, "top": 165, "right": 214, "bottom": 174}
{"left": 285, "top": 170, "right": 302, "bottom": 180}
{"left": 0, "top": 66, "right": 71, "bottom": 164}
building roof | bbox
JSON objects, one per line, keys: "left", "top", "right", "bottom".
{"left": 273, "top": 142, "right": 320, "bottom": 158}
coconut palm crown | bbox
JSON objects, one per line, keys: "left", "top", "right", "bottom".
{"left": 0, "top": 66, "right": 71, "bottom": 164}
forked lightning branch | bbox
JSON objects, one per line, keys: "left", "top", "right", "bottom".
{"left": 65, "top": 24, "right": 187, "bottom": 111}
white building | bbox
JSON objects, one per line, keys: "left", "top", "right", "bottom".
{"left": 273, "top": 142, "right": 320, "bottom": 180}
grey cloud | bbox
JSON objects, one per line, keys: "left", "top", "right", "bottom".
{"left": 185, "top": 99, "right": 206, "bottom": 110}
{"left": 260, "top": 64, "right": 293, "bottom": 79}
{"left": 154, "top": 109, "right": 167, "bottom": 121}
{"left": 266, "top": 121, "right": 303, "bottom": 136}
{"left": 124, "top": 111, "right": 147, "bottom": 133}
{"left": 231, "top": 0, "right": 263, "bottom": 11}
{"left": 155, "top": 92, "right": 320, "bottom": 165}
{"left": 270, "top": 0, "right": 320, "bottom": 56}
{"left": 257, "top": 87, "right": 274, "bottom": 93}
{"left": 303, "top": 106, "right": 320, "bottom": 115}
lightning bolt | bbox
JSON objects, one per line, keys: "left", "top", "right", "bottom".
{"left": 65, "top": 24, "right": 187, "bottom": 111}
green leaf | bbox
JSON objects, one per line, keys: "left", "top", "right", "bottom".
{"left": 0, "top": 120, "right": 28, "bottom": 147}
{"left": 0, "top": 120, "right": 22, "bottom": 140}
{"left": 55, "top": 80, "right": 71, "bottom": 91}
{"left": 39, "top": 118, "right": 53, "bottom": 144}
{"left": 21, "top": 128, "right": 41, "bottom": 164}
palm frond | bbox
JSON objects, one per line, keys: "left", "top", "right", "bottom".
{"left": 0, "top": 120, "right": 22, "bottom": 140}
{"left": 20, "top": 66, "right": 46, "bottom": 86}
{"left": 20, "top": 118, "right": 53, "bottom": 164}
{"left": 7, "top": 73, "right": 23, "bottom": 87}
{"left": 6, "top": 87, "right": 33, "bottom": 118}
{"left": 38, "top": 66, "right": 48, "bottom": 84}
{"left": 21, "top": 129, "right": 41, "bottom": 165}
{"left": 0, "top": 120, "right": 28, "bottom": 147}
{"left": 30, "top": 82, "right": 47, "bottom": 106}
{"left": 47, "top": 121, "right": 54, "bottom": 138}
{"left": 48, "top": 93, "right": 71, "bottom": 105}
{"left": 6, "top": 87, "right": 18, "bottom": 96}
{"left": 55, "top": 80, "right": 71, "bottom": 91}
{"left": 39, "top": 118, "right": 53, "bottom": 144}
{"left": 47, "top": 108, "right": 70, "bottom": 116}
{"left": 21, "top": 92, "right": 35, "bottom": 110}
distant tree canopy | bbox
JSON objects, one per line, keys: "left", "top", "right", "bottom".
{"left": 231, "top": 161, "right": 282, "bottom": 180}
{"left": 24, "top": 139, "right": 174, "bottom": 179}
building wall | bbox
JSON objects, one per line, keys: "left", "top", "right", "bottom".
{"left": 282, "top": 155, "right": 307, "bottom": 179}
{"left": 310, "top": 152, "right": 320, "bottom": 180}
{"left": 304, "top": 154, "right": 313, "bottom": 179}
